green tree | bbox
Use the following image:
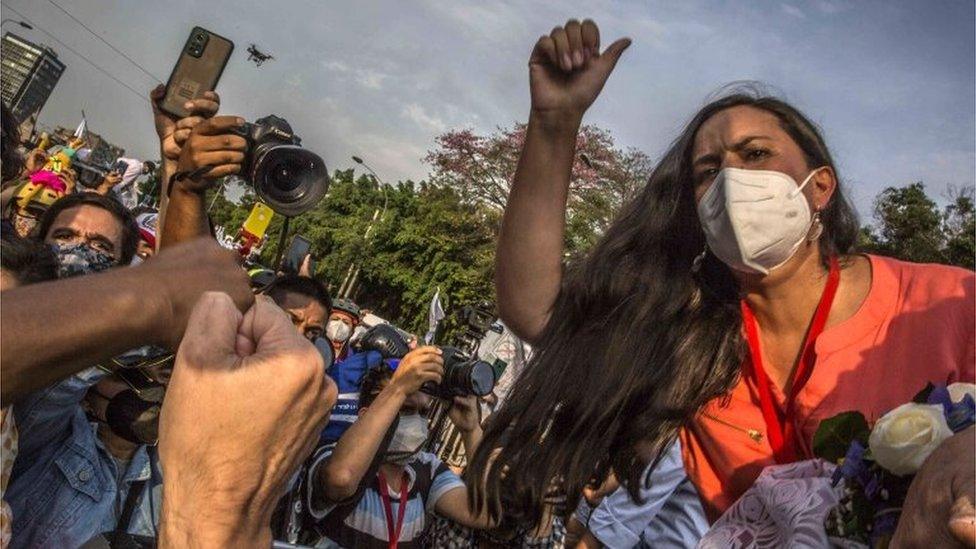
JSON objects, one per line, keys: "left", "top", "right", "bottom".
{"left": 206, "top": 170, "right": 497, "bottom": 340}
{"left": 860, "top": 182, "right": 974, "bottom": 269}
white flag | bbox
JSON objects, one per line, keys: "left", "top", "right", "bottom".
{"left": 424, "top": 287, "right": 445, "bottom": 344}
{"left": 73, "top": 115, "right": 87, "bottom": 139}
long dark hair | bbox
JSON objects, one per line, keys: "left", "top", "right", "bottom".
{"left": 466, "top": 90, "right": 859, "bottom": 525}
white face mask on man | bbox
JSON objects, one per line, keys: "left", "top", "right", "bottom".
{"left": 326, "top": 319, "right": 352, "bottom": 343}
{"left": 385, "top": 414, "right": 429, "bottom": 465}
{"left": 697, "top": 166, "right": 824, "bottom": 275}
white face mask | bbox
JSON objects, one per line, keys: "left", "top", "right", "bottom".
{"left": 326, "top": 320, "right": 352, "bottom": 343}
{"left": 697, "top": 167, "right": 822, "bottom": 275}
{"left": 386, "top": 414, "right": 429, "bottom": 464}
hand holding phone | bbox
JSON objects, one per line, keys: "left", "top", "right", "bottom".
{"left": 160, "top": 27, "right": 234, "bottom": 119}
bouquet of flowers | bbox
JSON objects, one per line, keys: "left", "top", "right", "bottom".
{"left": 814, "top": 382, "right": 975, "bottom": 547}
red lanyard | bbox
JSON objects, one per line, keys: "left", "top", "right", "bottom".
{"left": 741, "top": 256, "right": 840, "bottom": 464}
{"left": 377, "top": 470, "right": 408, "bottom": 549}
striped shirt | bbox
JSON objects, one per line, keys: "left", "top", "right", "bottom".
{"left": 308, "top": 450, "right": 464, "bottom": 548}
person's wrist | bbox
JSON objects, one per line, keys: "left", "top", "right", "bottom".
{"left": 529, "top": 108, "right": 584, "bottom": 135}
{"left": 171, "top": 177, "right": 207, "bottom": 198}
{"left": 159, "top": 492, "right": 272, "bottom": 548}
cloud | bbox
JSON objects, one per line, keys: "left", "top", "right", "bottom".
{"left": 781, "top": 4, "right": 807, "bottom": 19}
{"left": 401, "top": 103, "right": 447, "bottom": 133}
{"left": 322, "top": 60, "right": 388, "bottom": 90}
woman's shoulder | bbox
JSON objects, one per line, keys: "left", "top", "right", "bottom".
{"left": 867, "top": 254, "right": 974, "bottom": 307}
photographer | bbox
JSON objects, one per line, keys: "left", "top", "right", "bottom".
{"left": 306, "top": 348, "right": 491, "bottom": 547}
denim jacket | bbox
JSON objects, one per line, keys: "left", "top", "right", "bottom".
{"left": 7, "top": 367, "right": 162, "bottom": 548}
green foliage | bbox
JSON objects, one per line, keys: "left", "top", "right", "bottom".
{"left": 207, "top": 170, "right": 496, "bottom": 341}
{"left": 812, "top": 411, "right": 870, "bottom": 463}
{"left": 860, "top": 182, "right": 975, "bottom": 269}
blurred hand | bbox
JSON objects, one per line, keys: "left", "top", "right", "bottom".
{"left": 174, "top": 115, "right": 248, "bottom": 192}
{"left": 96, "top": 171, "right": 122, "bottom": 195}
{"left": 23, "top": 148, "right": 47, "bottom": 175}
{"left": 158, "top": 293, "right": 337, "bottom": 547}
{"left": 57, "top": 169, "right": 76, "bottom": 194}
{"left": 448, "top": 395, "right": 482, "bottom": 433}
{"left": 892, "top": 426, "right": 975, "bottom": 548}
{"left": 529, "top": 19, "right": 630, "bottom": 120}
{"left": 391, "top": 346, "right": 443, "bottom": 394}
{"left": 150, "top": 85, "right": 221, "bottom": 162}
{"left": 582, "top": 471, "right": 619, "bottom": 506}
{"left": 139, "top": 238, "right": 253, "bottom": 349}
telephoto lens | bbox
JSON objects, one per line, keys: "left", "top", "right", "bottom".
{"left": 233, "top": 115, "right": 330, "bottom": 217}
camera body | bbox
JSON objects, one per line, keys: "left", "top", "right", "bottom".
{"left": 230, "top": 115, "right": 330, "bottom": 217}
{"left": 424, "top": 346, "right": 495, "bottom": 399}
{"left": 357, "top": 324, "right": 495, "bottom": 399}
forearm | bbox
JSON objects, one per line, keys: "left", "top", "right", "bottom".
{"left": 157, "top": 158, "right": 176, "bottom": 249}
{"left": 160, "top": 182, "right": 211, "bottom": 249}
{"left": 495, "top": 110, "right": 581, "bottom": 342}
{"left": 460, "top": 426, "right": 483, "bottom": 458}
{"left": 321, "top": 384, "right": 407, "bottom": 498}
{"left": 0, "top": 266, "right": 162, "bottom": 405}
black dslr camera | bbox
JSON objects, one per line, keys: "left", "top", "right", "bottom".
{"left": 230, "top": 115, "right": 329, "bottom": 217}
{"left": 357, "top": 324, "right": 495, "bottom": 399}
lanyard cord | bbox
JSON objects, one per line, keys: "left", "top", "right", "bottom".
{"left": 741, "top": 256, "right": 841, "bottom": 463}
{"left": 377, "top": 470, "right": 409, "bottom": 549}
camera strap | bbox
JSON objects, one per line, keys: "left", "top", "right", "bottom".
{"left": 166, "top": 166, "right": 213, "bottom": 197}
{"left": 112, "top": 479, "right": 147, "bottom": 543}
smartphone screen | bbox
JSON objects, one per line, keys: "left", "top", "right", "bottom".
{"left": 161, "top": 27, "right": 234, "bottom": 118}
{"left": 281, "top": 235, "right": 312, "bottom": 274}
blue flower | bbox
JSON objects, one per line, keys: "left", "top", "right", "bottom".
{"left": 834, "top": 440, "right": 870, "bottom": 487}
{"left": 947, "top": 394, "right": 975, "bottom": 433}
{"left": 925, "top": 385, "right": 974, "bottom": 433}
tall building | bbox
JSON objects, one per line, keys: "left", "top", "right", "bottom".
{"left": 1, "top": 33, "right": 65, "bottom": 124}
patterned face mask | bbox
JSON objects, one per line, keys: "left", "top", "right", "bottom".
{"left": 52, "top": 242, "right": 115, "bottom": 278}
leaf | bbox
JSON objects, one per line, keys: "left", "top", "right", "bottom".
{"left": 813, "top": 411, "right": 870, "bottom": 462}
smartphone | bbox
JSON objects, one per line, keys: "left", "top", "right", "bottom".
{"left": 281, "top": 235, "right": 312, "bottom": 274}
{"left": 160, "top": 27, "right": 234, "bottom": 119}
{"left": 240, "top": 202, "right": 274, "bottom": 240}
{"left": 112, "top": 159, "right": 130, "bottom": 176}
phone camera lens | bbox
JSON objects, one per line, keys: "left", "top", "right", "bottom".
{"left": 194, "top": 33, "right": 205, "bottom": 43}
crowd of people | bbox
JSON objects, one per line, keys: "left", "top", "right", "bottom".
{"left": 0, "top": 17, "right": 973, "bottom": 549}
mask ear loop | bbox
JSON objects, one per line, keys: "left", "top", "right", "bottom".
{"left": 789, "top": 167, "right": 827, "bottom": 242}
{"left": 787, "top": 166, "right": 825, "bottom": 199}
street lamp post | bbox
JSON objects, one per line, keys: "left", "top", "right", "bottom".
{"left": 338, "top": 155, "right": 390, "bottom": 298}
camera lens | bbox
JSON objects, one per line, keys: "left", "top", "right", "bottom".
{"left": 194, "top": 33, "right": 206, "bottom": 43}
{"left": 466, "top": 360, "right": 495, "bottom": 397}
{"left": 251, "top": 145, "right": 329, "bottom": 217}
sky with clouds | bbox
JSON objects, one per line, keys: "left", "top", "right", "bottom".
{"left": 4, "top": 0, "right": 974, "bottom": 217}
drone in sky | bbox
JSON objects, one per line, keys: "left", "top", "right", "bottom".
{"left": 246, "top": 44, "right": 275, "bottom": 67}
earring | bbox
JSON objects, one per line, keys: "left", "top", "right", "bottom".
{"left": 808, "top": 209, "right": 824, "bottom": 242}
{"left": 692, "top": 247, "right": 707, "bottom": 273}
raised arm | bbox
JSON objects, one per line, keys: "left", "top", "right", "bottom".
{"left": 496, "top": 19, "right": 630, "bottom": 342}
{"left": 0, "top": 238, "right": 252, "bottom": 405}
{"left": 149, "top": 85, "right": 223, "bottom": 248}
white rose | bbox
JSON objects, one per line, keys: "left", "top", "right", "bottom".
{"left": 868, "top": 402, "right": 953, "bottom": 476}
{"left": 947, "top": 382, "right": 976, "bottom": 404}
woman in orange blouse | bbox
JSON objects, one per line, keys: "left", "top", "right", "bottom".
{"left": 467, "top": 19, "right": 975, "bottom": 546}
